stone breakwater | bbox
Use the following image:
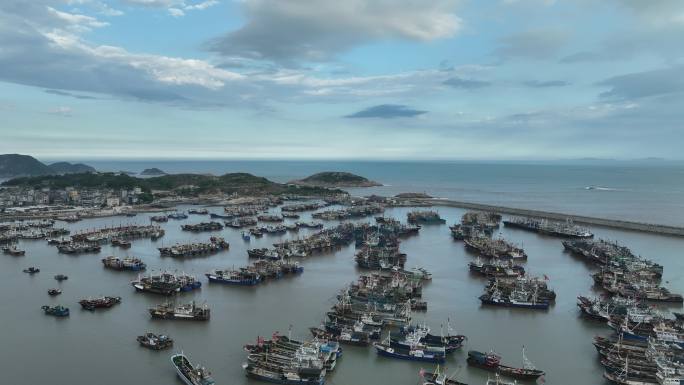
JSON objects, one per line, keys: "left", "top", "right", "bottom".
{"left": 416, "top": 198, "right": 684, "bottom": 237}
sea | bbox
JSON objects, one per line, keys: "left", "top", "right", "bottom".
{"left": 2, "top": 160, "right": 683, "bottom": 385}
{"left": 82, "top": 159, "right": 684, "bottom": 226}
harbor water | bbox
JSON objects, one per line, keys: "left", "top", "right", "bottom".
{"left": 1, "top": 204, "right": 683, "bottom": 385}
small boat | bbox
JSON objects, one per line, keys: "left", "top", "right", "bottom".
{"left": 467, "top": 349, "right": 545, "bottom": 380}
{"left": 42, "top": 305, "right": 69, "bottom": 317}
{"left": 111, "top": 238, "right": 132, "bottom": 248}
{"left": 168, "top": 212, "right": 188, "bottom": 220}
{"left": 241, "top": 231, "right": 251, "bottom": 241}
{"left": 23, "top": 267, "right": 40, "bottom": 274}
{"left": 420, "top": 366, "right": 468, "bottom": 385}
{"left": 2, "top": 246, "right": 25, "bottom": 256}
{"left": 137, "top": 333, "right": 174, "bottom": 350}
{"left": 79, "top": 296, "right": 122, "bottom": 311}
{"left": 48, "top": 288, "right": 62, "bottom": 296}
{"left": 171, "top": 353, "right": 215, "bottom": 385}
{"left": 54, "top": 274, "right": 68, "bottom": 281}
{"left": 149, "top": 301, "right": 210, "bottom": 321}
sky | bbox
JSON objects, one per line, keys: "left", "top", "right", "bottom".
{"left": 1, "top": 0, "right": 683, "bottom": 160}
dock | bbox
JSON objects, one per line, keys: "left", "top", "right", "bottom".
{"left": 414, "top": 198, "right": 684, "bottom": 237}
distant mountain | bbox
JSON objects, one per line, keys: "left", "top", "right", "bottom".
{"left": 48, "top": 162, "right": 96, "bottom": 174}
{"left": 0, "top": 154, "right": 53, "bottom": 177}
{"left": 0, "top": 154, "right": 96, "bottom": 177}
{"left": 290, "top": 171, "right": 381, "bottom": 188}
{"left": 140, "top": 168, "right": 167, "bottom": 176}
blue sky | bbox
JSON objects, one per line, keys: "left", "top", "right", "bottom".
{"left": 1, "top": 0, "right": 683, "bottom": 160}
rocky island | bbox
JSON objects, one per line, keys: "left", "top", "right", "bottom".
{"left": 140, "top": 168, "right": 167, "bottom": 176}
{"left": 290, "top": 171, "right": 381, "bottom": 188}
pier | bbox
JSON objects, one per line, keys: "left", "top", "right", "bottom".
{"left": 414, "top": 198, "right": 684, "bottom": 237}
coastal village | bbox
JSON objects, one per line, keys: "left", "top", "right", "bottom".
{"left": 1, "top": 168, "right": 683, "bottom": 385}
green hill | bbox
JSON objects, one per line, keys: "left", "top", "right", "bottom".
{"left": 291, "top": 171, "right": 381, "bottom": 187}
{"left": 0, "top": 154, "right": 53, "bottom": 177}
{"left": 2, "top": 172, "right": 343, "bottom": 197}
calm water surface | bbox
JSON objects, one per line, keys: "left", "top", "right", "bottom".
{"left": 82, "top": 160, "right": 684, "bottom": 226}
{"left": 2, "top": 204, "right": 683, "bottom": 385}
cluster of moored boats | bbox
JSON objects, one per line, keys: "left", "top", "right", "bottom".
{"left": 181, "top": 221, "right": 224, "bottom": 232}
{"left": 158, "top": 237, "right": 229, "bottom": 258}
{"left": 407, "top": 210, "right": 446, "bottom": 224}
{"left": 566, "top": 238, "right": 684, "bottom": 384}
{"left": 242, "top": 332, "right": 340, "bottom": 385}
{"left": 206, "top": 259, "right": 303, "bottom": 286}
{"left": 504, "top": 217, "right": 593, "bottom": 238}
{"left": 312, "top": 204, "right": 384, "bottom": 220}
{"left": 132, "top": 271, "right": 202, "bottom": 295}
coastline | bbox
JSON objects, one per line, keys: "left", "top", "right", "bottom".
{"left": 420, "top": 198, "right": 684, "bottom": 237}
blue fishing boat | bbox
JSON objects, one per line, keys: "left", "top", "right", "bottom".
{"left": 42, "top": 305, "right": 70, "bottom": 317}
{"left": 242, "top": 231, "right": 251, "bottom": 241}
{"left": 374, "top": 339, "right": 446, "bottom": 363}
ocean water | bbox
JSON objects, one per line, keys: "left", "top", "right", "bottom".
{"left": 82, "top": 160, "right": 684, "bottom": 226}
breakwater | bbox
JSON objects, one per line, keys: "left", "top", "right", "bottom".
{"left": 418, "top": 198, "right": 684, "bottom": 237}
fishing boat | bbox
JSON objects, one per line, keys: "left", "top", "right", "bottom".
{"left": 168, "top": 212, "right": 188, "bottom": 220}
{"left": 243, "top": 363, "right": 325, "bottom": 385}
{"left": 467, "top": 349, "right": 545, "bottom": 380}
{"left": 375, "top": 342, "right": 446, "bottom": 363}
{"left": 2, "top": 246, "right": 25, "bottom": 256}
{"left": 102, "top": 256, "right": 147, "bottom": 271}
{"left": 171, "top": 353, "right": 215, "bottom": 385}
{"left": 242, "top": 231, "right": 251, "bottom": 241}
{"left": 479, "top": 287, "right": 549, "bottom": 310}
{"left": 205, "top": 269, "right": 261, "bottom": 286}
{"left": 41, "top": 305, "right": 69, "bottom": 317}
{"left": 149, "top": 301, "right": 210, "bottom": 321}
{"left": 111, "top": 238, "right": 132, "bottom": 248}
{"left": 419, "top": 366, "right": 468, "bottom": 385}
{"left": 131, "top": 272, "right": 182, "bottom": 295}
{"left": 151, "top": 215, "right": 169, "bottom": 222}
{"left": 54, "top": 274, "right": 68, "bottom": 281}
{"left": 23, "top": 267, "right": 40, "bottom": 274}
{"left": 48, "top": 288, "right": 62, "bottom": 296}
{"left": 79, "top": 296, "right": 122, "bottom": 311}
{"left": 137, "top": 333, "right": 174, "bottom": 350}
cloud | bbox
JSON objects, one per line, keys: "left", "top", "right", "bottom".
{"left": 121, "top": 0, "right": 219, "bottom": 15}
{"left": 443, "top": 77, "right": 490, "bottom": 89}
{"left": 598, "top": 66, "right": 684, "bottom": 100}
{"left": 523, "top": 80, "right": 569, "bottom": 87}
{"left": 184, "top": 0, "right": 218, "bottom": 11}
{"left": 168, "top": 8, "right": 184, "bottom": 17}
{"left": 45, "top": 89, "right": 99, "bottom": 99}
{"left": 0, "top": 1, "right": 245, "bottom": 105}
{"left": 47, "top": 106, "right": 73, "bottom": 116}
{"left": 345, "top": 104, "right": 427, "bottom": 119}
{"left": 208, "top": 0, "right": 462, "bottom": 62}
{"left": 494, "top": 29, "right": 568, "bottom": 60}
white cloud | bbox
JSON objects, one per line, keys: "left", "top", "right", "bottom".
{"left": 47, "top": 106, "right": 73, "bottom": 116}
{"left": 46, "top": 6, "right": 109, "bottom": 30}
{"left": 168, "top": 8, "right": 185, "bottom": 17}
{"left": 184, "top": 0, "right": 218, "bottom": 11}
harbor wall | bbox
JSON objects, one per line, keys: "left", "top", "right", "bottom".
{"left": 419, "top": 198, "right": 684, "bottom": 237}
